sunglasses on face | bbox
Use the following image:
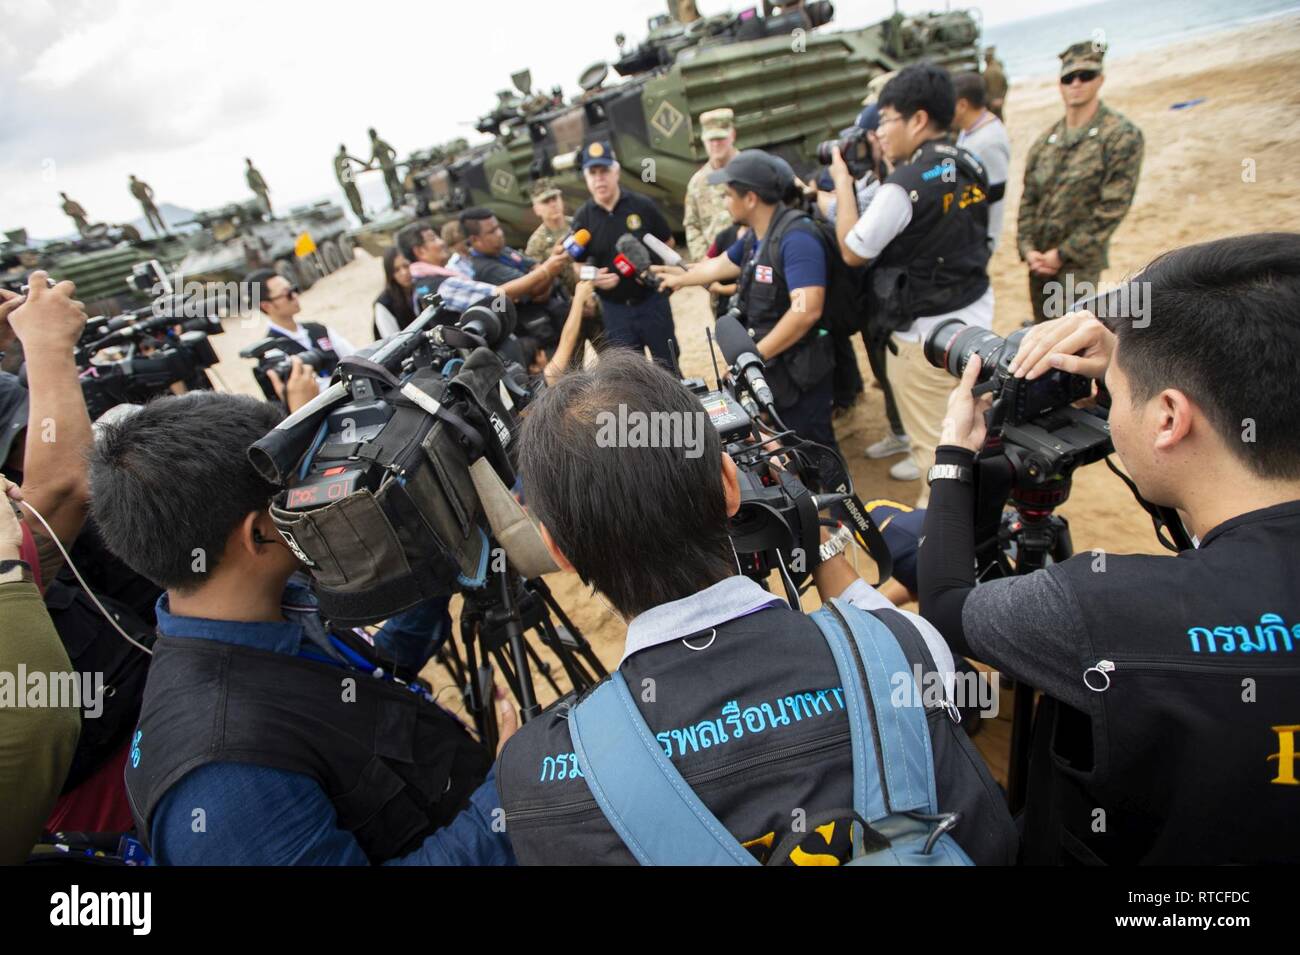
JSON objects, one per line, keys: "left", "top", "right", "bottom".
{"left": 1061, "top": 70, "right": 1100, "bottom": 85}
{"left": 268, "top": 286, "right": 300, "bottom": 301}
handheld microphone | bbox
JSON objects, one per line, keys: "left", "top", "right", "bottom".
{"left": 642, "top": 233, "right": 682, "bottom": 268}
{"left": 612, "top": 254, "right": 637, "bottom": 280}
{"left": 715, "top": 311, "right": 777, "bottom": 415}
{"left": 561, "top": 228, "right": 591, "bottom": 258}
{"left": 613, "top": 234, "right": 662, "bottom": 291}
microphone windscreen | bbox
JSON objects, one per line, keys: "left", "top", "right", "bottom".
{"left": 573, "top": 228, "right": 591, "bottom": 246}
{"left": 614, "top": 233, "right": 653, "bottom": 271}
{"left": 714, "top": 313, "right": 756, "bottom": 365}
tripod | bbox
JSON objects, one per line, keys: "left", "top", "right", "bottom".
{"left": 975, "top": 486, "right": 1075, "bottom": 814}
{"left": 436, "top": 559, "right": 606, "bottom": 752}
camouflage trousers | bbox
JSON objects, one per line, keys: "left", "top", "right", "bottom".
{"left": 1029, "top": 267, "right": 1101, "bottom": 323}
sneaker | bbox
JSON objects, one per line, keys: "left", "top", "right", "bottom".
{"left": 864, "top": 432, "right": 911, "bottom": 459}
{"left": 889, "top": 458, "right": 921, "bottom": 481}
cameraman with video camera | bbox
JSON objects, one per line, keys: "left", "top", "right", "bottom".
{"left": 656, "top": 151, "right": 839, "bottom": 449}
{"left": 496, "top": 350, "right": 1017, "bottom": 865}
{"left": 91, "top": 391, "right": 518, "bottom": 865}
{"left": 245, "top": 268, "right": 356, "bottom": 393}
{"left": 919, "top": 234, "right": 1300, "bottom": 864}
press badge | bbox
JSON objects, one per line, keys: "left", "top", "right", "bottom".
{"left": 755, "top": 265, "right": 773, "bottom": 284}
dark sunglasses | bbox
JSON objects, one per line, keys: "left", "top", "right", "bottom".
{"left": 1061, "top": 69, "right": 1100, "bottom": 85}
{"left": 268, "top": 285, "right": 300, "bottom": 301}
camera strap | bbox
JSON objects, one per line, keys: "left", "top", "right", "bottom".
{"left": 1104, "top": 457, "right": 1196, "bottom": 552}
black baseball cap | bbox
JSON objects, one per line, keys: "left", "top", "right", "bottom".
{"left": 707, "top": 149, "right": 793, "bottom": 200}
{"left": 580, "top": 141, "right": 617, "bottom": 170}
{"left": 0, "top": 372, "right": 29, "bottom": 467}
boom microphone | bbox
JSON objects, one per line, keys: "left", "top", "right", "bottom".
{"left": 715, "top": 310, "right": 777, "bottom": 417}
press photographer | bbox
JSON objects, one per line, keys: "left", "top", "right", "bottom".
{"left": 831, "top": 64, "right": 993, "bottom": 500}
{"left": 918, "top": 233, "right": 1300, "bottom": 864}
{"left": 495, "top": 349, "right": 1017, "bottom": 865}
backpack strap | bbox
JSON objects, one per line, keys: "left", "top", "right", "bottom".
{"left": 809, "top": 598, "right": 939, "bottom": 819}
{"left": 568, "top": 672, "right": 758, "bottom": 866}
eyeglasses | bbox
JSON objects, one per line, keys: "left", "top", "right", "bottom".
{"left": 267, "top": 286, "right": 300, "bottom": 301}
{"left": 1061, "top": 70, "right": 1100, "bottom": 85}
{"left": 876, "top": 113, "right": 906, "bottom": 129}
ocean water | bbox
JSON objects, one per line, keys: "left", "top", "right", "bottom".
{"left": 982, "top": 0, "right": 1300, "bottom": 80}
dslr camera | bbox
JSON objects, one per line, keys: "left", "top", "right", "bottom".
{"left": 817, "top": 125, "right": 876, "bottom": 181}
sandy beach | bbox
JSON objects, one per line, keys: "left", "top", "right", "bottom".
{"left": 203, "top": 14, "right": 1300, "bottom": 745}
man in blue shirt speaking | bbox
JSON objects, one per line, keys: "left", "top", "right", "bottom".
{"left": 88, "top": 392, "right": 516, "bottom": 865}
{"left": 657, "top": 150, "right": 839, "bottom": 449}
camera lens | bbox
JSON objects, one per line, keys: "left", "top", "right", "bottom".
{"left": 815, "top": 140, "right": 835, "bottom": 166}
{"left": 923, "top": 319, "right": 1008, "bottom": 381}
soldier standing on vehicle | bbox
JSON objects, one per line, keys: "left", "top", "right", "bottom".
{"left": 983, "top": 47, "right": 1008, "bottom": 120}
{"left": 128, "top": 175, "right": 168, "bottom": 236}
{"left": 1017, "top": 40, "right": 1144, "bottom": 322}
{"left": 59, "top": 193, "right": 90, "bottom": 235}
{"left": 334, "top": 144, "right": 369, "bottom": 224}
{"left": 245, "top": 159, "right": 271, "bottom": 216}
{"left": 368, "top": 128, "right": 404, "bottom": 208}
{"left": 683, "top": 108, "right": 740, "bottom": 263}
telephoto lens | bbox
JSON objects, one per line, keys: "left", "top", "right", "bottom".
{"left": 924, "top": 318, "right": 1017, "bottom": 382}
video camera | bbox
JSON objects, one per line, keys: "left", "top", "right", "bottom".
{"left": 686, "top": 310, "right": 893, "bottom": 603}
{"left": 816, "top": 125, "right": 876, "bottom": 181}
{"left": 239, "top": 337, "right": 332, "bottom": 403}
{"left": 74, "top": 284, "right": 225, "bottom": 422}
{"left": 246, "top": 295, "right": 542, "bottom": 627}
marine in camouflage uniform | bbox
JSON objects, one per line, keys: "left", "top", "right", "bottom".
{"left": 1018, "top": 41, "right": 1144, "bottom": 322}
{"left": 245, "top": 158, "right": 271, "bottom": 215}
{"left": 524, "top": 177, "right": 603, "bottom": 354}
{"left": 334, "top": 144, "right": 368, "bottom": 223}
{"left": 983, "top": 47, "right": 1008, "bottom": 121}
{"left": 368, "top": 128, "right": 404, "bottom": 208}
{"left": 683, "top": 108, "right": 739, "bottom": 262}
{"left": 59, "top": 193, "right": 89, "bottom": 235}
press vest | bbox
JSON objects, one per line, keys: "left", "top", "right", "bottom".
{"left": 870, "top": 140, "right": 991, "bottom": 334}
{"left": 735, "top": 205, "right": 835, "bottom": 408}
{"left": 125, "top": 636, "right": 493, "bottom": 863}
{"left": 1026, "top": 501, "right": 1300, "bottom": 864}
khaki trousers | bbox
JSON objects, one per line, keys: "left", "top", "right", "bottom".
{"left": 887, "top": 334, "right": 955, "bottom": 507}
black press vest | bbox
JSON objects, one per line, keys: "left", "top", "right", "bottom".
{"left": 871, "top": 140, "right": 991, "bottom": 332}
{"left": 125, "top": 636, "right": 492, "bottom": 863}
{"left": 1025, "top": 501, "right": 1300, "bottom": 864}
{"left": 735, "top": 206, "right": 836, "bottom": 408}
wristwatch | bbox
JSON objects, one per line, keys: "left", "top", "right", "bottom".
{"left": 0, "top": 559, "right": 32, "bottom": 585}
{"left": 927, "top": 463, "right": 973, "bottom": 487}
{"left": 819, "top": 525, "right": 854, "bottom": 563}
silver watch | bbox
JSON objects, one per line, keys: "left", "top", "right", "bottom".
{"left": 819, "top": 526, "right": 853, "bottom": 563}
{"left": 927, "top": 463, "right": 973, "bottom": 486}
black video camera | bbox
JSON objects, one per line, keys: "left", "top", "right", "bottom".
{"left": 75, "top": 291, "right": 224, "bottom": 421}
{"left": 247, "top": 297, "right": 538, "bottom": 626}
{"left": 239, "top": 337, "right": 332, "bottom": 403}
{"left": 817, "top": 125, "right": 876, "bottom": 181}
{"left": 683, "top": 311, "right": 893, "bottom": 602}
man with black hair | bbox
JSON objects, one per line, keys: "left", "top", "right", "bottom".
{"left": 91, "top": 391, "right": 517, "bottom": 865}
{"left": 952, "top": 72, "right": 1010, "bottom": 254}
{"left": 245, "top": 268, "right": 355, "bottom": 392}
{"left": 657, "top": 150, "right": 838, "bottom": 449}
{"left": 496, "top": 350, "right": 1017, "bottom": 865}
{"left": 921, "top": 233, "right": 1300, "bottom": 864}
{"left": 830, "top": 63, "right": 992, "bottom": 498}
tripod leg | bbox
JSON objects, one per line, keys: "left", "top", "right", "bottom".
{"left": 523, "top": 632, "right": 565, "bottom": 696}
{"left": 533, "top": 578, "right": 608, "bottom": 678}
{"left": 1006, "top": 678, "right": 1037, "bottom": 813}
{"left": 460, "top": 617, "right": 498, "bottom": 752}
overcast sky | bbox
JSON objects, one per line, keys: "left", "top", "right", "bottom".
{"left": 2, "top": 0, "right": 1095, "bottom": 239}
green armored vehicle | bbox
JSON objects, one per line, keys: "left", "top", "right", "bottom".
{"left": 2, "top": 226, "right": 188, "bottom": 316}
{"left": 174, "top": 199, "right": 353, "bottom": 290}
{"left": 405, "top": 1, "right": 981, "bottom": 246}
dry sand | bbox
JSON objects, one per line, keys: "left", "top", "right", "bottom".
{"left": 205, "top": 15, "right": 1300, "bottom": 764}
